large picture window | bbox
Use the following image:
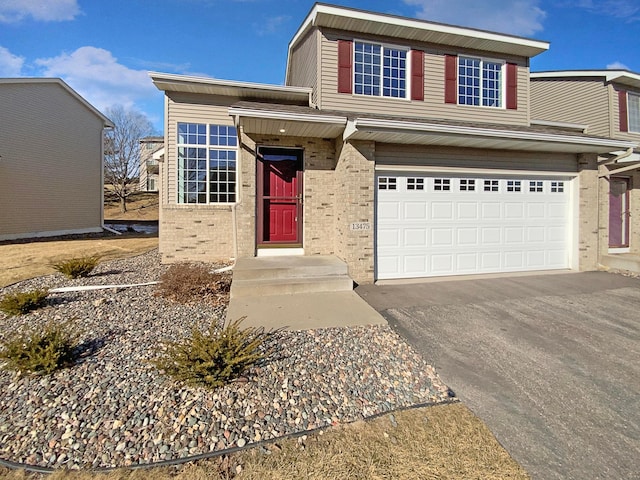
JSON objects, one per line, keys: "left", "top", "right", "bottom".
{"left": 177, "top": 123, "right": 237, "bottom": 204}
{"left": 458, "top": 56, "right": 503, "bottom": 107}
{"left": 354, "top": 41, "right": 407, "bottom": 98}
{"left": 629, "top": 92, "right": 640, "bottom": 133}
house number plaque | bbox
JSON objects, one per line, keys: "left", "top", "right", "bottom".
{"left": 350, "top": 222, "right": 371, "bottom": 231}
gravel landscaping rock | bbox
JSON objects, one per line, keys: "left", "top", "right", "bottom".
{"left": 0, "top": 250, "right": 453, "bottom": 469}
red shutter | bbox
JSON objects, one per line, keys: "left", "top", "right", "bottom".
{"left": 444, "top": 55, "right": 457, "bottom": 104}
{"left": 619, "top": 90, "right": 628, "bottom": 132}
{"left": 337, "top": 40, "right": 352, "bottom": 94}
{"left": 410, "top": 50, "right": 424, "bottom": 101}
{"left": 506, "top": 63, "right": 518, "bottom": 110}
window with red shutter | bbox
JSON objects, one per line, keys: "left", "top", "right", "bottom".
{"left": 410, "top": 50, "right": 424, "bottom": 101}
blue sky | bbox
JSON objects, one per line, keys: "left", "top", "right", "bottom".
{"left": 1, "top": 0, "right": 638, "bottom": 132}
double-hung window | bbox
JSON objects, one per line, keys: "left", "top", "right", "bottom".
{"left": 177, "top": 123, "right": 237, "bottom": 204}
{"left": 629, "top": 92, "right": 640, "bottom": 132}
{"left": 354, "top": 41, "right": 407, "bottom": 98}
{"left": 458, "top": 56, "right": 504, "bottom": 107}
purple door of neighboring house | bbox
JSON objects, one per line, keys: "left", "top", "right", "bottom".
{"left": 609, "top": 177, "right": 630, "bottom": 248}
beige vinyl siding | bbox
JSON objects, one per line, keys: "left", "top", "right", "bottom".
{"left": 288, "top": 28, "right": 320, "bottom": 106}
{"left": 319, "top": 30, "right": 529, "bottom": 126}
{"left": 375, "top": 144, "right": 578, "bottom": 173}
{"left": 0, "top": 83, "right": 104, "bottom": 240}
{"left": 531, "top": 79, "right": 611, "bottom": 137}
{"left": 165, "top": 93, "right": 236, "bottom": 204}
{"left": 610, "top": 83, "right": 640, "bottom": 143}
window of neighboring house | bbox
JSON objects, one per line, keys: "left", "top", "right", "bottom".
{"left": 354, "top": 41, "right": 407, "bottom": 98}
{"left": 147, "top": 178, "right": 156, "bottom": 191}
{"left": 177, "top": 123, "right": 237, "bottom": 204}
{"left": 458, "top": 56, "right": 503, "bottom": 107}
{"left": 629, "top": 92, "right": 640, "bottom": 132}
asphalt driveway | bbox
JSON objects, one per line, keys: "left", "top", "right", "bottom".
{"left": 357, "top": 272, "right": 640, "bottom": 480}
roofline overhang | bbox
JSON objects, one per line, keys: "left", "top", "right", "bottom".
{"left": 228, "top": 106, "right": 347, "bottom": 125}
{"left": 149, "top": 72, "right": 312, "bottom": 104}
{"left": 0, "top": 77, "right": 114, "bottom": 127}
{"left": 345, "top": 117, "right": 638, "bottom": 154}
{"left": 531, "top": 70, "right": 640, "bottom": 90}
{"left": 286, "top": 3, "right": 549, "bottom": 84}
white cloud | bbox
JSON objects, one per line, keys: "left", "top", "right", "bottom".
{"left": 570, "top": 0, "right": 640, "bottom": 20}
{"left": 255, "top": 15, "right": 291, "bottom": 36}
{"left": 0, "top": 0, "right": 80, "bottom": 23}
{"left": 0, "top": 45, "right": 24, "bottom": 75}
{"left": 403, "top": 0, "right": 547, "bottom": 36}
{"left": 607, "top": 61, "right": 630, "bottom": 70}
{"left": 35, "top": 47, "right": 158, "bottom": 112}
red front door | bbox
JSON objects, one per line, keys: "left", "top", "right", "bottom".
{"left": 257, "top": 147, "right": 303, "bottom": 245}
{"left": 609, "top": 177, "right": 630, "bottom": 248}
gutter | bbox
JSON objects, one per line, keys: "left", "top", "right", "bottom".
{"left": 353, "top": 117, "right": 636, "bottom": 149}
{"left": 599, "top": 148, "right": 636, "bottom": 178}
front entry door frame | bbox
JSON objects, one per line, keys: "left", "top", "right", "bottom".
{"left": 256, "top": 146, "right": 304, "bottom": 247}
{"left": 609, "top": 176, "right": 630, "bottom": 249}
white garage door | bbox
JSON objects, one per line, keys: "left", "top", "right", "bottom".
{"left": 376, "top": 174, "right": 572, "bottom": 279}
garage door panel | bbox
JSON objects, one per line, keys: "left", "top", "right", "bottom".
{"left": 431, "top": 202, "right": 454, "bottom": 219}
{"left": 482, "top": 203, "right": 501, "bottom": 219}
{"left": 404, "top": 202, "right": 428, "bottom": 220}
{"left": 376, "top": 173, "right": 572, "bottom": 279}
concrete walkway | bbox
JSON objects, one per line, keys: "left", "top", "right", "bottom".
{"left": 227, "top": 290, "right": 387, "bottom": 330}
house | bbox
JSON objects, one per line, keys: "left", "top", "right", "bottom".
{"left": 0, "top": 78, "right": 113, "bottom": 241}
{"left": 531, "top": 70, "right": 640, "bottom": 267}
{"left": 150, "top": 3, "right": 636, "bottom": 284}
{"left": 139, "top": 136, "right": 164, "bottom": 192}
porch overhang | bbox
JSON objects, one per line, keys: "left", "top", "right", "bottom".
{"left": 228, "top": 105, "right": 347, "bottom": 139}
{"left": 343, "top": 118, "right": 638, "bottom": 154}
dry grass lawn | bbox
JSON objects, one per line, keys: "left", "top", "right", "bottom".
{"left": 104, "top": 191, "right": 159, "bottom": 221}
{"left": 0, "top": 236, "right": 157, "bottom": 287}
{"left": 0, "top": 404, "right": 529, "bottom": 480}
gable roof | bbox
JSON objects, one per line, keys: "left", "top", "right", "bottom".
{"left": 0, "top": 77, "right": 114, "bottom": 127}
{"left": 286, "top": 3, "right": 549, "bottom": 83}
{"left": 531, "top": 70, "right": 640, "bottom": 90}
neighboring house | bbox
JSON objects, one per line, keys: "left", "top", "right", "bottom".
{"left": 139, "top": 136, "right": 164, "bottom": 192}
{"left": 531, "top": 70, "right": 640, "bottom": 264}
{"left": 0, "top": 78, "right": 113, "bottom": 241}
{"left": 150, "top": 3, "right": 636, "bottom": 283}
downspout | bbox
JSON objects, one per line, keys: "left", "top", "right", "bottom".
{"left": 598, "top": 147, "right": 634, "bottom": 177}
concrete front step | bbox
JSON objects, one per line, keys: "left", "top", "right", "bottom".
{"left": 600, "top": 254, "right": 640, "bottom": 274}
{"left": 230, "top": 255, "right": 353, "bottom": 298}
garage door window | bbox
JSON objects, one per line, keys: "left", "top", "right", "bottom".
{"left": 484, "top": 180, "right": 499, "bottom": 192}
{"left": 434, "top": 178, "right": 451, "bottom": 191}
{"left": 407, "top": 178, "right": 424, "bottom": 190}
{"left": 507, "top": 180, "right": 521, "bottom": 192}
{"left": 551, "top": 181, "right": 564, "bottom": 193}
{"left": 460, "top": 179, "right": 476, "bottom": 191}
{"left": 378, "top": 177, "right": 397, "bottom": 190}
{"left": 529, "top": 181, "right": 543, "bottom": 192}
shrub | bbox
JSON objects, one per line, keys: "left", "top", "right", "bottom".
{"left": 0, "top": 320, "right": 80, "bottom": 375}
{"left": 156, "top": 263, "right": 231, "bottom": 305}
{"left": 153, "top": 318, "right": 272, "bottom": 388}
{"left": 0, "top": 289, "right": 49, "bottom": 316}
{"left": 52, "top": 255, "right": 100, "bottom": 279}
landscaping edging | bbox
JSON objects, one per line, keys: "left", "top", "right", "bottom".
{"left": 0, "top": 251, "right": 453, "bottom": 470}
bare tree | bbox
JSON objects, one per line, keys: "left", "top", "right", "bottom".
{"left": 104, "top": 105, "right": 156, "bottom": 212}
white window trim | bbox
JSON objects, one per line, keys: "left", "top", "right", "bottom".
{"left": 627, "top": 91, "right": 640, "bottom": 133}
{"left": 353, "top": 39, "right": 411, "bottom": 100}
{"left": 176, "top": 122, "right": 238, "bottom": 205}
{"left": 457, "top": 55, "right": 506, "bottom": 109}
